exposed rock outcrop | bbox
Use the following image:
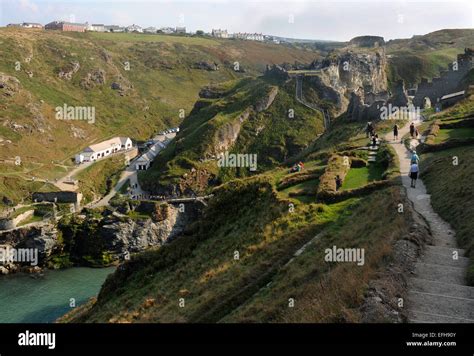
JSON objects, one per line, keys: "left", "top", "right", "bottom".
{"left": 0, "top": 224, "right": 59, "bottom": 274}
{"left": 308, "top": 49, "right": 388, "bottom": 115}
{"left": 58, "top": 61, "right": 80, "bottom": 80}
{"left": 212, "top": 109, "right": 251, "bottom": 156}
{"left": 193, "top": 61, "right": 219, "bottom": 71}
{"left": 99, "top": 202, "right": 202, "bottom": 255}
{"left": 387, "top": 80, "right": 409, "bottom": 107}
{"left": 81, "top": 69, "right": 106, "bottom": 89}
{"left": 0, "top": 73, "right": 21, "bottom": 97}
{"left": 255, "top": 86, "right": 278, "bottom": 112}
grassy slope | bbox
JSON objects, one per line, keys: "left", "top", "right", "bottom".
{"left": 420, "top": 95, "right": 474, "bottom": 284}
{"left": 421, "top": 145, "right": 474, "bottom": 284}
{"left": 139, "top": 76, "right": 324, "bottom": 194}
{"left": 386, "top": 29, "right": 474, "bottom": 88}
{"left": 77, "top": 155, "right": 126, "bottom": 204}
{"left": 66, "top": 105, "right": 409, "bottom": 323}
{"left": 0, "top": 28, "right": 320, "bottom": 208}
{"left": 69, "top": 176, "right": 409, "bottom": 323}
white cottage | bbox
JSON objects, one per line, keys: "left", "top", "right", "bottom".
{"left": 134, "top": 141, "right": 165, "bottom": 170}
{"left": 75, "top": 137, "right": 132, "bottom": 164}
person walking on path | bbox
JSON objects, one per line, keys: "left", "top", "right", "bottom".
{"left": 335, "top": 175, "right": 342, "bottom": 191}
{"left": 409, "top": 122, "right": 416, "bottom": 138}
{"left": 366, "top": 122, "right": 374, "bottom": 138}
{"left": 393, "top": 124, "right": 399, "bottom": 141}
{"left": 409, "top": 162, "right": 419, "bottom": 188}
{"left": 411, "top": 150, "right": 420, "bottom": 164}
{"left": 372, "top": 132, "right": 379, "bottom": 147}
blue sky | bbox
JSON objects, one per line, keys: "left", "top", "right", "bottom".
{"left": 1, "top": 0, "right": 473, "bottom": 41}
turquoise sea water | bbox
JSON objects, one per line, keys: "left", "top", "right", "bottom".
{"left": 0, "top": 267, "right": 115, "bottom": 323}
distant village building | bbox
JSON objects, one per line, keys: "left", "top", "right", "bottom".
{"left": 104, "top": 25, "right": 125, "bottom": 33}
{"left": 6, "top": 23, "right": 22, "bottom": 27}
{"left": 45, "top": 21, "right": 86, "bottom": 32}
{"left": 75, "top": 137, "right": 133, "bottom": 164}
{"left": 21, "top": 22, "right": 43, "bottom": 29}
{"left": 232, "top": 32, "right": 264, "bottom": 41}
{"left": 211, "top": 29, "right": 229, "bottom": 38}
{"left": 144, "top": 26, "right": 157, "bottom": 33}
{"left": 159, "top": 27, "right": 175, "bottom": 34}
{"left": 175, "top": 26, "right": 186, "bottom": 34}
{"left": 126, "top": 24, "right": 143, "bottom": 33}
{"left": 87, "top": 23, "right": 105, "bottom": 32}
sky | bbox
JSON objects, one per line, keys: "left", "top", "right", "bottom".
{"left": 0, "top": 0, "right": 473, "bottom": 41}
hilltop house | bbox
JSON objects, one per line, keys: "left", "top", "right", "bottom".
{"left": 45, "top": 21, "right": 87, "bottom": 32}
{"left": 212, "top": 29, "right": 229, "bottom": 38}
{"left": 75, "top": 137, "right": 133, "bottom": 164}
{"left": 176, "top": 26, "right": 186, "bottom": 34}
{"left": 126, "top": 24, "right": 143, "bottom": 33}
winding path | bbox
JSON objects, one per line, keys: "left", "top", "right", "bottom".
{"left": 385, "top": 117, "right": 474, "bottom": 323}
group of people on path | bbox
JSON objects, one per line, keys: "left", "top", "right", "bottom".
{"left": 409, "top": 122, "right": 419, "bottom": 139}
{"left": 409, "top": 149, "right": 420, "bottom": 188}
{"left": 392, "top": 121, "right": 421, "bottom": 188}
{"left": 366, "top": 122, "right": 379, "bottom": 147}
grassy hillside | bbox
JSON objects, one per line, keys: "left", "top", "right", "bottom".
{"left": 61, "top": 96, "right": 413, "bottom": 323}
{"left": 419, "top": 95, "right": 474, "bottom": 284}
{"left": 65, "top": 176, "right": 411, "bottom": 323}
{"left": 386, "top": 29, "right": 474, "bottom": 88}
{"left": 0, "top": 28, "right": 320, "bottom": 209}
{"left": 139, "top": 76, "right": 324, "bottom": 195}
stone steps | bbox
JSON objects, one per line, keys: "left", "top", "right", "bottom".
{"left": 425, "top": 245, "right": 466, "bottom": 257}
{"left": 409, "top": 277, "right": 474, "bottom": 299}
{"left": 421, "top": 249, "right": 470, "bottom": 268}
{"left": 409, "top": 310, "right": 474, "bottom": 323}
{"left": 413, "top": 262, "right": 466, "bottom": 285}
{"left": 407, "top": 290, "right": 474, "bottom": 321}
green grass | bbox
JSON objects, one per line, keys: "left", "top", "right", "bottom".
{"left": 77, "top": 155, "right": 125, "bottom": 204}
{"left": 0, "top": 27, "right": 320, "bottom": 206}
{"left": 17, "top": 214, "right": 43, "bottom": 226}
{"left": 341, "top": 163, "right": 385, "bottom": 190}
{"left": 281, "top": 178, "right": 319, "bottom": 195}
{"left": 434, "top": 128, "right": 474, "bottom": 143}
{"left": 140, "top": 77, "right": 325, "bottom": 195}
{"left": 67, "top": 180, "right": 411, "bottom": 323}
{"left": 118, "top": 179, "right": 130, "bottom": 195}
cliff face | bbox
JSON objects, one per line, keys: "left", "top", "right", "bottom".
{"left": 0, "top": 225, "right": 59, "bottom": 274}
{"left": 100, "top": 203, "right": 201, "bottom": 256}
{"left": 211, "top": 86, "right": 278, "bottom": 156}
{"left": 308, "top": 48, "right": 388, "bottom": 115}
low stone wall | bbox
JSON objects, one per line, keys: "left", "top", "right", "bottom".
{"left": 32, "top": 191, "right": 79, "bottom": 204}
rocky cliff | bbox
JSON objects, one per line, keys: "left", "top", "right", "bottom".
{"left": 0, "top": 224, "right": 59, "bottom": 274}
{"left": 99, "top": 202, "right": 201, "bottom": 256}
{"left": 307, "top": 47, "right": 388, "bottom": 115}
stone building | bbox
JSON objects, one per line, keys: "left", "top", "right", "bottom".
{"left": 45, "top": 21, "right": 87, "bottom": 32}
